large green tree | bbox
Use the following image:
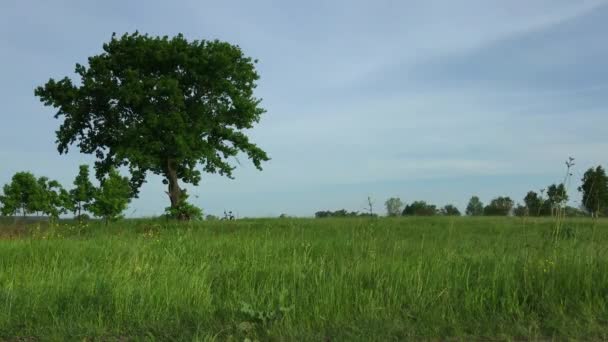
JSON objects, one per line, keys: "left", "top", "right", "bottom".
{"left": 35, "top": 32, "right": 269, "bottom": 216}
{"left": 579, "top": 166, "right": 608, "bottom": 217}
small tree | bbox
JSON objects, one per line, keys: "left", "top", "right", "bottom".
{"left": 465, "top": 196, "right": 484, "bottom": 216}
{"left": 89, "top": 169, "right": 132, "bottom": 224}
{"left": 523, "top": 191, "right": 545, "bottom": 216}
{"left": 35, "top": 178, "right": 70, "bottom": 220}
{"left": 385, "top": 197, "right": 404, "bottom": 217}
{"left": 483, "top": 196, "right": 514, "bottom": 216}
{"left": 579, "top": 165, "right": 608, "bottom": 217}
{"left": 546, "top": 183, "right": 568, "bottom": 216}
{"left": 70, "top": 165, "right": 96, "bottom": 221}
{"left": 440, "top": 204, "right": 461, "bottom": 216}
{"left": 0, "top": 172, "right": 39, "bottom": 217}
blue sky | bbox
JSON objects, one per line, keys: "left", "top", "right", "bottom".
{"left": 1, "top": 0, "right": 607, "bottom": 217}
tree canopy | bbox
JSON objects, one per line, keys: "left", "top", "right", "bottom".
{"left": 483, "top": 196, "right": 514, "bottom": 216}
{"left": 384, "top": 197, "right": 403, "bottom": 217}
{"left": 35, "top": 32, "right": 269, "bottom": 216}
{"left": 579, "top": 166, "right": 608, "bottom": 217}
{"left": 89, "top": 169, "right": 132, "bottom": 224}
{"left": 440, "top": 204, "right": 461, "bottom": 216}
{"left": 70, "top": 165, "right": 96, "bottom": 220}
{"left": 465, "top": 196, "right": 484, "bottom": 216}
{"left": 402, "top": 201, "right": 437, "bottom": 216}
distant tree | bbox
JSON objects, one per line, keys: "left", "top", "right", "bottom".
{"left": 483, "top": 196, "right": 514, "bottom": 216}
{"left": 385, "top": 197, "right": 404, "bottom": 217}
{"left": 89, "top": 169, "right": 132, "bottom": 224}
{"left": 0, "top": 172, "right": 39, "bottom": 217}
{"left": 205, "top": 214, "right": 219, "bottom": 221}
{"left": 315, "top": 211, "right": 331, "bottom": 218}
{"left": 523, "top": 191, "right": 545, "bottom": 216}
{"left": 546, "top": 183, "right": 568, "bottom": 216}
{"left": 513, "top": 204, "right": 527, "bottom": 217}
{"left": 402, "top": 201, "right": 437, "bottom": 216}
{"left": 579, "top": 166, "right": 608, "bottom": 217}
{"left": 314, "top": 209, "right": 360, "bottom": 218}
{"left": 35, "top": 32, "right": 269, "bottom": 219}
{"left": 440, "top": 204, "right": 461, "bottom": 216}
{"left": 465, "top": 196, "right": 484, "bottom": 216}
{"left": 70, "top": 165, "right": 96, "bottom": 221}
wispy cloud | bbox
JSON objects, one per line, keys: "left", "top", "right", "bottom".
{"left": 1, "top": 0, "right": 607, "bottom": 216}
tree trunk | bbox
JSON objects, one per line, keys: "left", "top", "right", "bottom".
{"left": 166, "top": 159, "right": 184, "bottom": 218}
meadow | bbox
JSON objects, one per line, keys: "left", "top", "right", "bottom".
{"left": 0, "top": 216, "right": 607, "bottom": 341}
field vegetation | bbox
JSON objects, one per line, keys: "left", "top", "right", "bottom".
{"left": 1, "top": 217, "right": 607, "bottom": 340}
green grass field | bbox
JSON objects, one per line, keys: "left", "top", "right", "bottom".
{"left": 1, "top": 217, "right": 607, "bottom": 341}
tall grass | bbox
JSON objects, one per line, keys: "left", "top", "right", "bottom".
{"left": 0, "top": 217, "right": 607, "bottom": 340}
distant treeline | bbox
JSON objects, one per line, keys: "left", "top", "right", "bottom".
{"left": 314, "top": 210, "right": 378, "bottom": 218}
{"left": 315, "top": 163, "right": 608, "bottom": 218}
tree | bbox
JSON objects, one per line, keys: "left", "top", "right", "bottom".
{"left": 523, "top": 191, "right": 544, "bottom": 216}
{"left": 546, "top": 183, "right": 568, "bottom": 216}
{"left": 465, "top": 196, "right": 484, "bottom": 216}
{"left": 70, "top": 165, "right": 96, "bottom": 220}
{"left": 440, "top": 204, "right": 461, "bottom": 216}
{"left": 513, "top": 204, "right": 527, "bottom": 217}
{"left": 579, "top": 166, "right": 608, "bottom": 217}
{"left": 385, "top": 197, "right": 403, "bottom": 217}
{"left": 33, "top": 177, "right": 71, "bottom": 220}
{"left": 402, "top": 201, "right": 437, "bottom": 216}
{"left": 0, "top": 172, "right": 39, "bottom": 217}
{"left": 89, "top": 169, "right": 132, "bottom": 224}
{"left": 35, "top": 32, "right": 269, "bottom": 219}
{"left": 483, "top": 196, "right": 514, "bottom": 216}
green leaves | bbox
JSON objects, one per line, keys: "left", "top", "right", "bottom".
{"left": 579, "top": 166, "right": 608, "bottom": 216}
{"left": 70, "top": 165, "right": 95, "bottom": 219}
{"left": 0, "top": 172, "right": 69, "bottom": 219}
{"left": 88, "top": 169, "right": 132, "bottom": 224}
{"left": 483, "top": 197, "right": 514, "bottom": 216}
{"left": 465, "top": 196, "right": 484, "bottom": 216}
{"left": 163, "top": 191, "right": 203, "bottom": 221}
{"left": 35, "top": 32, "right": 270, "bottom": 206}
{"left": 403, "top": 201, "right": 438, "bottom": 216}
{"left": 384, "top": 197, "right": 403, "bottom": 217}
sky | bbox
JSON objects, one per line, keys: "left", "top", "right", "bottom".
{"left": 1, "top": 0, "right": 607, "bottom": 217}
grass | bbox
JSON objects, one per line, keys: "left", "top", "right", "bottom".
{"left": 0, "top": 216, "right": 607, "bottom": 341}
